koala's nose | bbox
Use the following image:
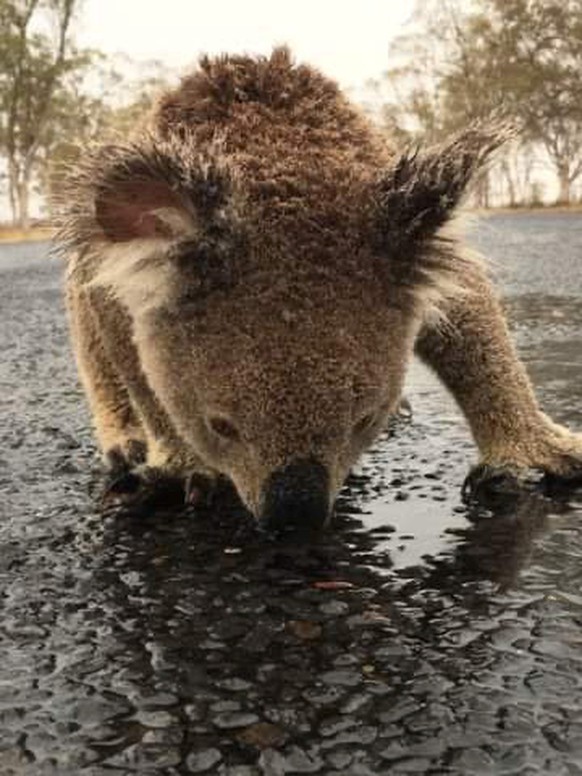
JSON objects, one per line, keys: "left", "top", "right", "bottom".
{"left": 260, "top": 458, "right": 330, "bottom": 534}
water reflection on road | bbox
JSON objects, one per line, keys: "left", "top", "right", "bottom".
{"left": 0, "top": 215, "right": 581, "bottom": 775}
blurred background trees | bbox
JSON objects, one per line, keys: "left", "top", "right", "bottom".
{"left": 0, "top": 0, "right": 90, "bottom": 227}
{"left": 0, "top": 0, "right": 173, "bottom": 227}
{"left": 374, "top": 0, "right": 582, "bottom": 207}
{"left": 0, "top": 0, "right": 581, "bottom": 227}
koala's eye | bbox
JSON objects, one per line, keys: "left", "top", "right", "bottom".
{"left": 353, "top": 412, "right": 377, "bottom": 436}
{"left": 209, "top": 416, "right": 240, "bottom": 441}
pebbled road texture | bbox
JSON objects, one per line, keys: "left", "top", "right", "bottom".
{"left": 1, "top": 214, "right": 582, "bottom": 775}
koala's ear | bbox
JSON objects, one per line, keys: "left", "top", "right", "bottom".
{"left": 92, "top": 142, "right": 225, "bottom": 243}
{"left": 56, "top": 139, "right": 236, "bottom": 253}
{"left": 376, "top": 122, "right": 514, "bottom": 253}
{"left": 95, "top": 177, "right": 194, "bottom": 242}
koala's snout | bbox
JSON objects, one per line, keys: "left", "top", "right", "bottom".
{"left": 260, "top": 458, "right": 330, "bottom": 534}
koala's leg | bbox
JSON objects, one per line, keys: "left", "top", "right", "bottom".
{"left": 66, "top": 282, "right": 147, "bottom": 473}
{"left": 73, "top": 285, "right": 219, "bottom": 509}
{"left": 415, "top": 260, "right": 582, "bottom": 495}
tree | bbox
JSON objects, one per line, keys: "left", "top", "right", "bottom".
{"left": 383, "top": 0, "right": 582, "bottom": 205}
{"left": 38, "top": 56, "right": 174, "bottom": 219}
{"left": 445, "top": 0, "right": 582, "bottom": 204}
{"left": 0, "top": 1, "right": 175, "bottom": 225}
{"left": 381, "top": 1, "right": 481, "bottom": 142}
{"left": 0, "top": 0, "right": 87, "bottom": 227}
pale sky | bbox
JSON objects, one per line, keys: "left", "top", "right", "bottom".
{"left": 1, "top": 1, "right": 417, "bottom": 221}
{"left": 78, "top": 0, "right": 415, "bottom": 90}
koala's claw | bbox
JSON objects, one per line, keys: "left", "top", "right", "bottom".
{"left": 103, "top": 470, "right": 143, "bottom": 501}
{"left": 184, "top": 472, "right": 218, "bottom": 508}
{"left": 463, "top": 448, "right": 582, "bottom": 505}
{"left": 542, "top": 456, "right": 582, "bottom": 495}
{"left": 101, "top": 464, "right": 185, "bottom": 513}
{"left": 462, "top": 464, "right": 527, "bottom": 505}
{"left": 101, "top": 454, "right": 221, "bottom": 514}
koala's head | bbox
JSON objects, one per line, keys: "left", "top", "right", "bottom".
{"left": 59, "top": 123, "right": 508, "bottom": 532}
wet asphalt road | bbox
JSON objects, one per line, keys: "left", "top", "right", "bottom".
{"left": 1, "top": 213, "right": 582, "bottom": 775}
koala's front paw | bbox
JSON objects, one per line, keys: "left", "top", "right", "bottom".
{"left": 184, "top": 472, "right": 220, "bottom": 508}
{"left": 537, "top": 435, "right": 582, "bottom": 494}
{"left": 464, "top": 427, "right": 582, "bottom": 504}
{"left": 462, "top": 463, "right": 527, "bottom": 505}
{"left": 102, "top": 455, "right": 221, "bottom": 515}
{"left": 104, "top": 439, "right": 147, "bottom": 477}
{"left": 101, "top": 463, "right": 185, "bottom": 513}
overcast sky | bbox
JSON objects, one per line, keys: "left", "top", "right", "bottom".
{"left": 77, "top": 0, "right": 415, "bottom": 90}
{"left": 1, "top": 1, "right": 417, "bottom": 221}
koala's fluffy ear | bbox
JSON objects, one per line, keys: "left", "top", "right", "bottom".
{"left": 376, "top": 122, "right": 514, "bottom": 254}
{"left": 95, "top": 177, "right": 192, "bottom": 242}
{"left": 56, "top": 138, "right": 235, "bottom": 253}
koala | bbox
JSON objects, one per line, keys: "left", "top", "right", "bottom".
{"left": 58, "top": 47, "right": 582, "bottom": 531}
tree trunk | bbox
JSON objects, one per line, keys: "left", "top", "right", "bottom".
{"left": 474, "top": 172, "right": 490, "bottom": 209}
{"left": 17, "top": 178, "right": 31, "bottom": 230}
{"left": 501, "top": 159, "right": 517, "bottom": 207}
{"left": 7, "top": 160, "right": 18, "bottom": 224}
{"left": 557, "top": 164, "right": 571, "bottom": 205}
{"left": 8, "top": 157, "right": 32, "bottom": 229}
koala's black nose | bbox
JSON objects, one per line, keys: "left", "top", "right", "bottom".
{"left": 260, "top": 458, "right": 330, "bottom": 534}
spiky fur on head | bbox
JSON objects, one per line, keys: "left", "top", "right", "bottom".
{"left": 55, "top": 133, "right": 242, "bottom": 254}
{"left": 371, "top": 121, "right": 515, "bottom": 316}
{"left": 56, "top": 50, "right": 509, "bottom": 323}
